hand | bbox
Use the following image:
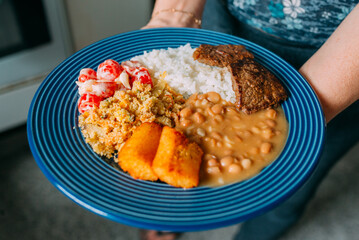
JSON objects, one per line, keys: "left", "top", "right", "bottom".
{"left": 142, "top": 0, "right": 206, "bottom": 29}
{"left": 142, "top": 10, "right": 201, "bottom": 29}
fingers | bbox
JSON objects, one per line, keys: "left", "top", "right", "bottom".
{"left": 142, "top": 230, "right": 178, "bottom": 240}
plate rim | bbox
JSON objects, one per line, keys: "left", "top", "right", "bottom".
{"left": 27, "top": 27, "right": 326, "bottom": 231}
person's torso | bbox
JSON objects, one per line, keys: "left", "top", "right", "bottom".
{"left": 227, "top": 0, "right": 357, "bottom": 47}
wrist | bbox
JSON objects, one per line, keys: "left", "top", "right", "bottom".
{"left": 145, "top": 0, "right": 205, "bottom": 28}
{"left": 151, "top": 0, "right": 206, "bottom": 18}
{"left": 151, "top": 8, "right": 202, "bottom": 28}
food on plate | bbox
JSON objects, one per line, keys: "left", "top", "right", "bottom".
{"left": 228, "top": 58, "right": 288, "bottom": 114}
{"left": 176, "top": 92, "right": 288, "bottom": 186}
{"left": 192, "top": 44, "right": 254, "bottom": 67}
{"left": 78, "top": 68, "right": 97, "bottom": 82}
{"left": 131, "top": 44, "right": 235, "bottom": 102}
{"left": 193, "top": 44, "right": 287, "bottom": 114}
{"left": 152, "top": 126, "right": 203, "bottom": 188}
{"left": 97, "top": 59, "right": 123, "bottom": 81}
{"left": 77, "top": 43, "right": 289, "bottom": 188}
{"left": 78, "top": 93, "right": 103, "bottom": 113}
{"left": 117, "top": 122, "right": 203, "bottom": 188}
{"left": 117, "top": 122, "right": 162, "bottom": 181}
{"left": 78, "top": 60, "right": 184, "bottom": 158}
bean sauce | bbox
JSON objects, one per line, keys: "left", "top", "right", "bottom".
{"left": 176, "top": 92, "right": 288, "bottom": 187}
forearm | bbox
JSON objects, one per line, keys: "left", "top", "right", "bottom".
{"left": 299, "top": 4, "right": 359, "bottom": 123}
{"left": 144, "top": 0, "right": 206, "bottom": 28}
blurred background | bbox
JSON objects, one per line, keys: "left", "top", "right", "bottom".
{"left": 0, "top": 0, "right": 152, "bottom": 131}
{"left": 0, "top": 0, "right": 358, "bottom": 239}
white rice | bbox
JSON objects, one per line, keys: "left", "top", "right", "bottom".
{"left": 131, "top": 43, "right": 235, "bottom": 103}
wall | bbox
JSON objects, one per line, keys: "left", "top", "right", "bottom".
{"left": 65, "top": 0, "right": 152, "bottom": 51}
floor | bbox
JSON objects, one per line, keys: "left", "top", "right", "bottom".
{"left": 1, "top": 125, "right": 358, "bottom": 240}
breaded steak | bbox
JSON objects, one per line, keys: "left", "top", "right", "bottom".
{"left": 228, "top": 58, "right": 288, "bottom": 114}
{"left": 193, "top": 44, "right": 254, "bottom": 67}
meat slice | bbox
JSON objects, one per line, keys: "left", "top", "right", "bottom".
{"left": 193, "top": 44, "right": 254, "bottom": 67}
{"left": 228, "top": 58, "right": 288, "bottom": 114}
{"left": 193, "top": 44, "right": 288, "bottom": 114}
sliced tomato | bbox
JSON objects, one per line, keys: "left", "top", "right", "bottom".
{"left": 91, "top": 81, "right": 118, "bottom": 98}
{"left": 121, "top": 60, "right": 143, "bottom": 75}
{"left": 97, "top": 59, "right": 123, "bottom": 81}
{"left": 78, "top": 68, "right": 97, "bottom": 82}
{"left": 121, "top": 61, "right": 152, "bottom": 87}
{"left": 77, "top": 80, "right": 117, "bottom": 98}
{"left": 78, "top": 93, "right": 103, "bottom": 113}
{"left": 132, "top": 67, "right": 153, "bottom": 86}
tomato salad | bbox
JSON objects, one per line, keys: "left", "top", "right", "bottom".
{"left": 76, "top": 59, "right": 153, "bottom": 113}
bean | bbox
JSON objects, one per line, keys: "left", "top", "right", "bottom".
{"left": 180, "top": 119, "right": 192, "bottom": 127}
{"left": 260, "top": 142, "right": 272, "bottom": 154}
{"left": 207, "top": 92, "right": 221, "bottom": 103}
{"left": 225, "top": 107, "right": 237, "bottom": 115}
{"left": 207, "top": 166, "right": 221, "bottom": 174}
{"left": 201, "top": 99, "right": 209, "bottom": 105}
{"left": 209, "top": 138, "right": 217, "bottom": 147}
{"left": 220, "top": 156, "right": 234, "bottom": 167}
{"left": 211, "top": 104, "right": 223, "bottom": 114}
{"left": 228, "top": 163, "right": 241, "bottom": 174}
{"left": 208, "top": 158, "right": 219, "bottom": 167}
{"left": 185, "top": 127, "right": 193, "bottom": 135}
{"left": 265, "top": 119, "right": 277, "bottom": 128}
{"left": 180, "top": 107, "right": 192, "bottom": 118}
{"left": 186, "top": 102, "right": 194, "bottom": 109}
{"left": 266, "top": 109, "right": 277, "bottom": 119}
{"left": 210, "top": 131, "right": 222, "bottom": 141}
{"left": 207, "top": 107, "right": 215, "bottom": 117}
{"left": 225, "top": 142, "right": 233, "bottom": 148}
{"left": 197, "top": 93, "right": 208, "bottom": 100}
{"left": 214, "top": 114, "right": 224, "bottom": 122}
{"left": 262, "top": 128, "right": 274, "bottom": 139}
{"left": 204, "top": 154, "right": 216, "bottom": 160}
{"left": 243, "top": 130, "right": 252, "bottom": 137}
{"left": 223, "top": 135, "right": 234, "bottom": 144}
{"left": 193, "top": 112, "right": 205, "bottom": 124}
{"left": 241, "top": 159, "right": 252, "bottom": 169}
{"left": 258, "top": 121, "right": 267, "bottom": 129}
{"left": 252, "top": 126, "right": 261, "bottom": 134}
{"left": 197, "top": 128, "right": 206, "bottom": 137}
{"left": 188, "top": 93, "right": 198, "bottom": 101}
{"left": 233, "top": 124, "right": 244, "bottom": 130}
{"left": 207, "top": 126, "right": 213, "bottom": 132}
{"left": 194, "top": 99, "right": 202, "bottom": 107}
{"left": 217, "top": 177, "right": 224, "bottom": 185}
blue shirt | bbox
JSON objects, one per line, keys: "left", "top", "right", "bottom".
{"left": 227, "top": 0, "right": 357, "bottom": 47}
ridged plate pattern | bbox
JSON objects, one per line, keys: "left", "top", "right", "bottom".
{"left": 27, "top": 28, "right": 325, "bottom": 231}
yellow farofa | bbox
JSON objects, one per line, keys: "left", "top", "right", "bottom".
{"left": 78, "top": 76, "right": 185, "bottom": 158}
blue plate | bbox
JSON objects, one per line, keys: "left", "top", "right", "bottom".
{"left": 27, "top": 28, "right": 325, "bottom": 231}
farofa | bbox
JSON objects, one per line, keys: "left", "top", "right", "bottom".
{"left": 78, "top": 78, "right": 185, "bottom": 158}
